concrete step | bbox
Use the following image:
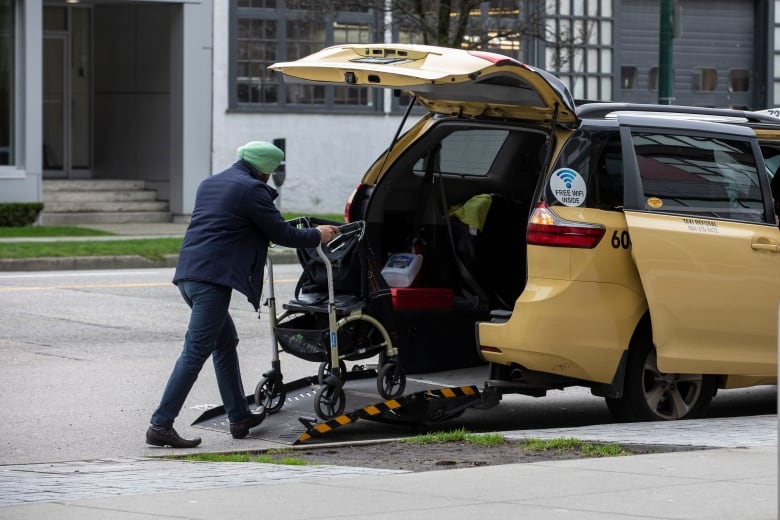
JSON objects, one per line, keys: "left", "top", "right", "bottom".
{"left": 40, "top": 211, "right": 173, "bottom": 225}
{"left": 44, "top": 179, "right": 146, "bottom": 191}
{"left": 44, "top": 200, "right": 170, "bottom": 213}
{"left": 40, "top": 179, "right": 172, "bottom": 225}
{"left": 43, "top": 190, "right": 159, "bottom": 203}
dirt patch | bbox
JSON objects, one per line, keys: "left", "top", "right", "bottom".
{"left": 263, "top": 439, "right": 689, "bottom": 473}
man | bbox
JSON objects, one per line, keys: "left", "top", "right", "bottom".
{"left": 146, "top": 141, "right": 339, "bottom": 448}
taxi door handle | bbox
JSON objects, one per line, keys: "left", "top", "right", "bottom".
{"left": 751, "top": 242, "right": 780, "bottom": 253}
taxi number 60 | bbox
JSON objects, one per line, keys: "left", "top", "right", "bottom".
{"left": 611, "top": 230, "right": 631, "bottom": 249}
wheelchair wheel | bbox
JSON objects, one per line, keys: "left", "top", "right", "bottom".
{"left": 377, "top": 361, "right": 406, "bottom": 400}
{"left": 314, "top": 381, "right": 346, "bottom": 420}
{"left": 254, "top": 376, "right": 286, "bottom": 414}
{"left": 317, "top": 359, "right": 347, "bottom": 385}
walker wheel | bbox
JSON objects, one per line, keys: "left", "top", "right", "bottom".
{"left": 254, "top": 376, "right": 286, "bottom": 414}
{"left": 314, "top": 382, "right": 346, "bottom": 420}
{"left": 317, "top": 359, "right": 347, "bottom": 384}
{"left": 377, "top": 361, "right": 406, "bottom": 399}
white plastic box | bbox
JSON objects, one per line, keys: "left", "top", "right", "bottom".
{"left": 381, "top": 253, "right": 423, "bottom": 288}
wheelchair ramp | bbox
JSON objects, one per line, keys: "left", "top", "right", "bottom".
{"left": 191, "top": 366, "right": 487, "bottom": 445}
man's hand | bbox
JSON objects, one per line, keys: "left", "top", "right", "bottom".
{"left": 317, "top": 225, "right": 340, "bottom": 243}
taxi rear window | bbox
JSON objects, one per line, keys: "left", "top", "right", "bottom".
{"left": 412, "top": 129, "right": 508, "bottom": 177}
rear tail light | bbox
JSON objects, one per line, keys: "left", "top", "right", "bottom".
{"left": 526, "top": 202, "right": 605, "bottom": 249}
{"left": 344, "top": 184, "right": 361, "bottom": 223}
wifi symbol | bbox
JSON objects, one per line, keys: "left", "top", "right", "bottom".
{"left": 556, "top": 169, "right": 577, "bottom": 189}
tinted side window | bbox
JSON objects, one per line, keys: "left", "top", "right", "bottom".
{"left": 761, "top": 144, "right": 780, "bottom": 220}
{"left": 547, "top": 129, "right": 624, "bottom": 210}
{"left": 631, "top": 132, "right": 765, "bottom": 223}
{"left": 412, "top": 129, "right": 509, "bottom": 177}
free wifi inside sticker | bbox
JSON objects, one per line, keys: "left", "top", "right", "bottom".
{"left": 550, "top": 168, "right": 587, "bottom": 207}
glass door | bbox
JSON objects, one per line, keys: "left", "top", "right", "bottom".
{"left": 43, "top": 34, "right": 66, "bottom": 174}
{"left": 43, "top": 6, "right": 91, "bottom": 178}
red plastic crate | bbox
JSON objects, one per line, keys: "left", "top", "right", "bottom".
{"left": 390, "top": 288, "right": 454, "bottom": 310}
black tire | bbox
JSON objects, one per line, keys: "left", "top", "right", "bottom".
{"left": 377, "top": 361, "right": 406, "bottom": 399}
{"left": 621, "top": 333, "right": 716, "bottom": 421}
{"left": 317, "top": 359, "right": 347, "bottom": 385}
{"left": 314, "top": 382, "right": 346, "bottom": 420}
{"left": 254, "top": 376, "right": 286, "bottom": 415}
{"left": 604, "top": 395, "right": 633, "bottom": 422}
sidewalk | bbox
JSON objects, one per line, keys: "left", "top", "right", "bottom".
{"left": 1, "top": 415, "right": 776, "bottom": 519}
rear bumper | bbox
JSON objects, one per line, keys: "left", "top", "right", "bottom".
{"left": 477, "top": 277, "right": 646, "bottom": 385}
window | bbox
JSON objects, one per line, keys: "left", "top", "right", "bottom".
{"left": 620, "top": 66, "right": 637, "bottom": 89}
{"left": 548, "top": 129, "right": 623, "bottom": 210}
{"left": 413, "top": 129, "right": 509, "bottom": 177}
{"left": 235, "top": 17, "right": 279, "bottom": 104}
{"left": 545, "top": 0, "right": 612, "bottom": 100}
{"left": 648, "top": 66, "right": 677, "bottom": 92}
{"left": 692, "top": 67, "right": 717, "bottom": 92}
{"left": 231, "top": 3, "right": 378, "bottom": 111}
{"left": 632, "top": 132, "right": 765, "bottom": 223}
{"left": 0, "top": 0, "right": 13, "bottom": 165}
{"left": 648, "top": 67, "right": 658, "bottom": 91}
{"left": 728, "top": 69, "right": 750, "bottom": 93}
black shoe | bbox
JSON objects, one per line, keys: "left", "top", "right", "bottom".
{"left": 146, "top": 425, "right": 201, "bottom": 448}
{"left": 230, "top": 409, "right": 267, "bottom": 439}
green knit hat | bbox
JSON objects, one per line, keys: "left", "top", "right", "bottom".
{"left": 237, "top": 141, "right": 284, "bottom": 174}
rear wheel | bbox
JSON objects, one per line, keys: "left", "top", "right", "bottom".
{"left": 620, "top": 333, "right": 716, "bottom": 421}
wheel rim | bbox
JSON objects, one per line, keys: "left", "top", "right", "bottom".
{"left": 255, "top": 377, "right": 286, "bottom": 414}
{"left": 377, "top": 362, "right": 406, "bottom": 399}
{"left": 315, "top": 384, "right": 345, "bottom": 419}
{"left": 318, "top": 360, "right": 347, "bottom": 384}
{"left": 264, "top": 380, "right": 286, "bottom": 413}
{"left": 642, "top": 349, "right": 704, "bottom": 420}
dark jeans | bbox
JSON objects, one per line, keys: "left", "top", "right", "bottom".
{"left": 150, "top": 280, "right": 250, "bottom": 427}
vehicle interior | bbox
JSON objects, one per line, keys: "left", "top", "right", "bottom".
{"left": 362, "top": 121, "right": 549, "bottom": 373}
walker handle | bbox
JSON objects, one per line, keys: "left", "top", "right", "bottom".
{"left": 338, "top": 221, "right": 364, "bottom": 235}
{"left": 327, "top": 221, "right": 365, "bottom": 251}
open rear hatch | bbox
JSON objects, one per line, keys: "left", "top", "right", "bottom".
{"left": 270, "top": 44, "right": 578, "bottom": 123}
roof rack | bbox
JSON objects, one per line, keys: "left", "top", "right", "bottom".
{"left": 575, "top": 102, "right": 780, "bottom": 125}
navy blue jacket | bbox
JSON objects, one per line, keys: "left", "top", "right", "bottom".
{"left": 173, "top": 160, "right": 321, "bottom": 310}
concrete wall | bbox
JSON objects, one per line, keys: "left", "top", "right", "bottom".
{"left": 169, "top": 1, "right": 213, "bottom": 218}
{"left": 0, "top": 0, "right": 42, "bottom": 203}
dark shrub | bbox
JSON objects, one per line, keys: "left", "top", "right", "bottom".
{"left": 0, "top": 203, "right": 44, "bottom": 227}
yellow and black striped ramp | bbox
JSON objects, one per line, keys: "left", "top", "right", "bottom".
{"left": 295, "top": 385, "right": 481, "bottom": 443}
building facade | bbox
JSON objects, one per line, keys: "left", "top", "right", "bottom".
{"left": 3, "top": 0, "right": 779, "bottom": 218}
{"left": 2, "top": 0, "right": 212, "bottom": 219}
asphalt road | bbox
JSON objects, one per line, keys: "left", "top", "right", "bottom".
{"left": 0, "top": 266, "right": 775, "bottom": 465}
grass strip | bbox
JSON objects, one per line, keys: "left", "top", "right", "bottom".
{"left": 173, "top": 450, "right": 313, "bottom": 466}
{"left": 400, "top": 427, "right": 505, "bottom": 447}
{"left": 0, "top": 237, "right": 183, "bottom": 260}
{"left": 520, "top": 437, "right": 630, "bottom": 457}
{"left": 0, "top": 226, "right": 113, "bottom": 238}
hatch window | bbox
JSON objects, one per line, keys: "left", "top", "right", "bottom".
{"left": 412, "top": 129, "right": 509, "bottom": 177}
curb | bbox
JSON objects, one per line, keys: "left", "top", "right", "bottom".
{"left": 0, "top": 249, "right": 300, "bottom": 272}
